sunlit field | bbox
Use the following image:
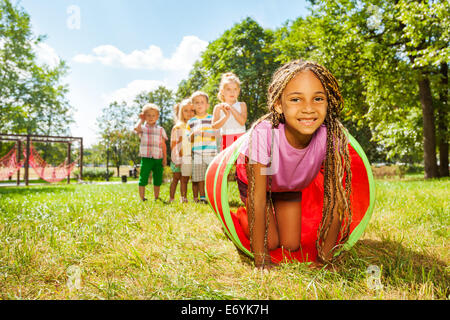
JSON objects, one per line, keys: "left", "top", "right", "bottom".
{"left": 0, "top": 176, "right": 448, "bottom": 300}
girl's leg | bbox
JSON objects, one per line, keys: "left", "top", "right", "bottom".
{"left": 192, "top": 181, "right": 199, "bottom": 201}
{"left": 274, "top": 200, "right": 302, "bottom": 257}
{"left": 170, "top": 172, "right": 181, "bottom": 201}
{"left": 198, "top": 181, "right": 205, "bottom": 198}
{"left": 180, "top": 176, "right": 190, "bottom": 202}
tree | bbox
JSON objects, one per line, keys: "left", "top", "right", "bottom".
{"left": 97, "top": 101, "right": 133, "bottom": 177}
{"left": 121, "top": 130, "right": 140, "bottom": 167}
{"left": 283, "top": 0, "right": 449, "bottom": 177}
{"left": 0, "top": 0, "right": 73, "bottom": 136}
{"left": 178, "top": 17, "right": 282, "bottom": 125}
{"left": 133, "top": 85, "right": 174, "bottom": 127}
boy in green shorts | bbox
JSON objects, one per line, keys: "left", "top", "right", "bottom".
{"left": 134, "top": 103, "right": 168, "bottom": 201}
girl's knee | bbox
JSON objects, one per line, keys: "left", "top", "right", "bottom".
{"left": 279, "top": 239, "right": 301, "bottom": 252}
{"left": 172, "top": 176, "right": 180, "bottom": 183}
{"left": 267, "top": 234, "right": 279, "bottom": 251}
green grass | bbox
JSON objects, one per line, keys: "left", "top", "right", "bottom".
{"left": 0, "top": 176, "right": 448, "bottom": 300}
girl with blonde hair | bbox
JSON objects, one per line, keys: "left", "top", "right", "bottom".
{"left": 169, "top": 99, "right": 195, "bottom": 203}
{"left": 212, "top": 72, "right": 247, "bottom": 151}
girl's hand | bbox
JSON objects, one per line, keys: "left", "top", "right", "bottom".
{"left": 163, "top": 158, "right": 167, "bottom": 167}
{"left": 221, "top": 104, "right": 231, "bottom": 117}
{"left": 254, "top": 253, "right": 276, "bottom": 270}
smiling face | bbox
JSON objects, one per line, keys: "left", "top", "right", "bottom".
{"left": 221, "top": 81, "right": 240, "bottom": 104}
{"left": 274, "top": 69, "right": 327, "bottom": 149}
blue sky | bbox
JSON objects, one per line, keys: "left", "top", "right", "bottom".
{"left": 19, "top": 0, "right": 309, "bottom": 146}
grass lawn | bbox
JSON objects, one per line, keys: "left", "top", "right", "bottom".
{"left": 0, "top": 175, "right": 448, "bottom": 300}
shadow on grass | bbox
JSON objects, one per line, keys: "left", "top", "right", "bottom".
{"left": 341, "top": 239, "right": 449, "bottom": 298}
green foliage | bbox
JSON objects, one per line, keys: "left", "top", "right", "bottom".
{"left": 0, "top": 0, "right": 73, "bottom": 135}
{"left": 177, "top": 17, "right": 281, "bottom": 125}
{"left": 133, "top": 86, "right": 175, "bottom": 128}
{"left": 72, "top": 168, "right": 114, "bottom": 181}
{"left": 277, "top": 0, "right": 449, "bottom": 167}
{"left": 96, "top": 101, "right": 136, "bottom": 176}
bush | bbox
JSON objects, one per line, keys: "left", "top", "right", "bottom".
{"left": 163, "top": 165, "right": 173, "bottom": 183}
{"left": 371, "top": 165, "right": 406, "bottom": 179}
{"left": 405, "top": 163, "right": 424, "bottom": 174}
{"left": 72, "top": 168, "right": 114, "bottom": 181}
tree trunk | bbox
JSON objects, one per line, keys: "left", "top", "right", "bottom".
{"left": 438, "top": 63, "right": 449, "bottom": 177}
{"left": 418, "top": 74, "right": 439, "bottom": 179}
{"left": 106, "top": 148, "right": 110, "bottom": 181}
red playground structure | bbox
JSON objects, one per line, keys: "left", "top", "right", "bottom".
{"left": 0, "top": 133, "right": 83, "bottom": 185}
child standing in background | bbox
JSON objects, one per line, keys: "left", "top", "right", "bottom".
{"left": 212, "top": 72, "right": 247, "bottom": 151}
{"left": 134, "top": 103, "right": 168, "bottom": 202}
{"left": 169, "top": 99, "right": 195, "bottom": 203}
{"left": 187, "top": 91, "right": 217, "bottom": 203}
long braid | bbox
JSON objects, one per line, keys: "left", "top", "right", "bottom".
{"left": 313, "top": 66, "right": 353, "bottom": 262}
{"left": 247, "top": 114, "right": 271, "bottom": 266}
{"left": 247, "top": 59, "right": 353, "bottom": 265}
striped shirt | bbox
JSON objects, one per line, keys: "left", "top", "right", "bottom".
{"left": 186, "top": 114, "right": 217, "bottom": 156}
{"left": 139, "top": 123, "right": 168, "bottom": 159}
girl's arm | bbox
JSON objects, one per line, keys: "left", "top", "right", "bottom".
{"left": 212, "top": 104, "right": 230, "bottom": 129}
{"left": 247, "top": 161, "right": 270, "bottom": 267}
{"left": 170, "top": 127, "right": 179, "bottom": 150}
{"left": 227, "top": 102, "right": 247, "bottom": 126}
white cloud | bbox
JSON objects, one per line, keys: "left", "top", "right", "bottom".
{"left": 34, "top": 42, "right": 61, "bottom": 68}
{"left": 102, "top": 79, "right": 168, "bottom": 105}
{"left": 73, "top": 35, "right": 207, "bottom": 74}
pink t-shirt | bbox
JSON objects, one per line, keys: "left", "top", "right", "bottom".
{"left": 236, "top": 120, "right": 327, "bottom": 192}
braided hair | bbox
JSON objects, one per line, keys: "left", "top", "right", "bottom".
{"left": 246, "top": 59, "right": 352, "bottom": 264}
